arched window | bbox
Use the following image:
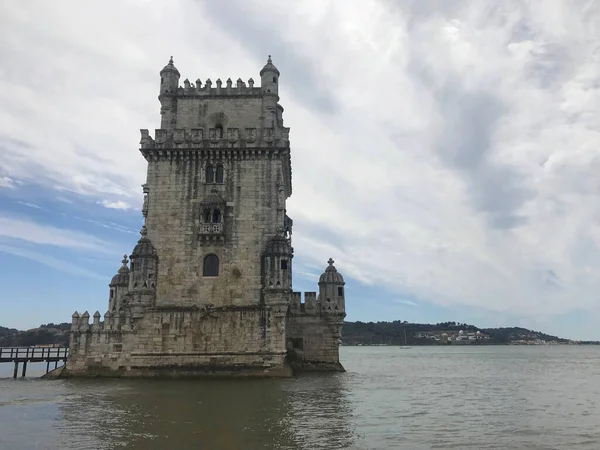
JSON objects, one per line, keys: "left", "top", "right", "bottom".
{"left": 203, "top": 254, "right": 219, "bottom": 277}
{"left": 206, "top": 165, "right": 214, "bottom": 183}
{"left": 215, "top": 165, "right": 224, "bottom": 184}
{"left": 203, "top": 208, "right": 211, "bottom": 223}
{"left": 215, "top": 124, "right": 223, "bottom": 139}
{"left": 212, "top": 208, "right": 221, "bottom": 223}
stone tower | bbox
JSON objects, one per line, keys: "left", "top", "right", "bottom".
{"left": 64, "top": 56, "right": 347, "bottom": 377}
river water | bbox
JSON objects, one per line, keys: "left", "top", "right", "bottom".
{"left": 1, "top": 346, "right": 600, "bottom": 449}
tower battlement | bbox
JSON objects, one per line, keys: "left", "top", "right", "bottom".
{"left": 160, "top": 55, "right": 279, "bottom": 99}
{"left": 167, "top": 78, "right": 265, "bottom": 97}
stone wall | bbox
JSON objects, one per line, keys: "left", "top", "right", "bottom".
{"left": 66, "top": 306, "right": 292, "bottom": 377}
{"left": 144, "top": 151, "right": 287, "bottom": 308}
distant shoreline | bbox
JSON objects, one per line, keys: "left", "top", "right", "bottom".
{"left": 2, "top": 321, "right": 598, "bottom": 348}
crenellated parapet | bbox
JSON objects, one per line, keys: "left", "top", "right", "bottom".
{"left": 167, "top": 77, "right": 264, "bottom": 98}
{"left": 288, "top": 291, "right": 345, "bottom": 317}
{"left": 70, "top": 310, "right": 135, "bottom": 333}
{"left": 160, "top": 55, "right": 278, "bottom": 99}
{"left": 140, "top": 127, "right": 291, "bottom": 150}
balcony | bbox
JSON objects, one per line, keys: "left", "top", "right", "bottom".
{"left": 200, "top": 223, "right": 223, "bottom": 234}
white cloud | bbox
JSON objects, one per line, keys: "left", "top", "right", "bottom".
{"left": 0, "top": 0, "right": 599, "bottom": 331}
{"left": 0, "top": 176, "right": 15, "bottom": 189}
{"left": 17, "top": 201, "right": 43, "bottom": 210}
{"left": 98, "top": 200, "right": 132, "bottom": 210}
{"left": 397, "top": 299, "right": 420, "bottom": 308}
{"left": 0, "top": 215, "right": 114, "bottom": 253}
{"left": 0, "top": 243, "right": 105, "bottom": 279}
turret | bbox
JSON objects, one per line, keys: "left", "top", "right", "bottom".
{"left": 159, "top": 56, "right": 180, "bottom": 94}
{"left": 109, "top": 255, "right": 130, "bottom": 312}
{"left": 262, "top": 235, "right": 293, "bottom": 320}
{"left": 262, "top": 236, "right": 293, "bottom": 291}
{"left": 125, "top": 226, "right": 158, "bottom": 317}
{"left": 318, "top": 258, "right": 345, "bottom": 315}
{"left": 260, "top": 55, "right": 280, "bottom": 97}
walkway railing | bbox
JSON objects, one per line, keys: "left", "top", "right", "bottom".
{"left": 0, "top": 347, "right": 69, "bottom": 378}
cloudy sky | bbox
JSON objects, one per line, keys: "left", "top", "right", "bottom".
{"left": 1, "top": 0, "right": 599, "bottom": 339}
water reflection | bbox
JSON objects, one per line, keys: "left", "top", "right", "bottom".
{"left": 284, "top": 373, "right": 358, "bottom": 449}
{"left": 55, "top": 374, "right": 358, "bottom": 450}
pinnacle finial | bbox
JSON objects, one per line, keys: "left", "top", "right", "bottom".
{"left": 268, "top": 55, "right": 272, "bottom": 63}
{"left": 121, "top": 254, "right": 128, "bottom": 265}
{"left": 169, "top": 55, "right": 174, "bottom": 65}
{"left": 328, "top": 258, "right": 335, "bottom": 266}
{"left": 140, "top": 225, "right": 147, "bottom": 237}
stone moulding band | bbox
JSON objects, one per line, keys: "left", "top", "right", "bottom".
{"left": 150, "top": 304, "right": 267, "bottom": 313}
{"left": 140, "top": 148, "right": 291, "bottom": 159}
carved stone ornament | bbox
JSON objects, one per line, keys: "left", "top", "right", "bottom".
{"left": 174, "top": 129, "right": 185, "bottom": 144}
{"left": 191, "top": 128, "right": 203, "bottom": 143}
{"left": 246, "top": 128, "right": 257, "bottom": 143}
{"left": 263, "top": 127, "right": 275, "bottom": 143}
{"left": 228, "top": 128, "right": 239, "bottom": 143}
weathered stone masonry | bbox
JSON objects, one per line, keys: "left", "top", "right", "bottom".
{"left": 65, "top": 56, "right": 346, "bottom": 377}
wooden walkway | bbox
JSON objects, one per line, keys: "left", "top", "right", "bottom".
{"left": 0, "top": 347, "right": 68, "bottom": 378}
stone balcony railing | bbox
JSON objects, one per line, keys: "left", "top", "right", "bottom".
{"left": 200, "top": 223, "right": 223, "bottom": 234}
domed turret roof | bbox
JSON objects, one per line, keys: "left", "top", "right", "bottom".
{"left": 110, "top": 254, "right": 130, "bottom": 286}
{"left": 265, "top": 235, "right": 291, "bottom": 256}
{"left": 200, "top": 188, "right": 226, "bottom": 207}
{"left": 131, "top": 226, "right": 157, "bottom": 258}
{"left": 160, "top": 56, "right": 180, "bottom": 76}
{"left": 260, "top": 55, "right": 280, "bottom": 76}
{"left": 319, "top": 258, "right": 344, "bottom": 284}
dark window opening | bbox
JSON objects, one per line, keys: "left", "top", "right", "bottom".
{"left": 338, "top": 287, "right": 344, "bottom": 297}
{"left": 130, "top": 262, "right": 135, "bottom": 272}
{"left": 203, "top": 208, "right": 211, "bottom": 222}
{"left": 203, "top": 254, "right": 219, "bottom": 277}
{"left": 215, "top": 165, "right": 224, "bottom": 184}
{"left": 110, "top": 290, "right": 114, "bottom": 299}
{"left": 212, "top": 209, "right": 221, "bottom": 223}
{"left": 281, "top": 260, "right": 288, "bottom": 270}
{"left": 327, "top": 298, "right": 331, "bottom": 302}
{"left": 215, "top": 124, "right": 223, "bottom": 138}
{"left": 291, "top": 338, "right": 303, "bottom": 350}
{"left": 161, "top": 77, "right": 164, "bottom": 85}
{"left": 206, "top": 165, "right": 214, "bottom": 183}
{"left": 273, "top": 77, "right": 277, "bottom": 84}
{"left": 148, "top": 273, "right": 154, "bottom": 279}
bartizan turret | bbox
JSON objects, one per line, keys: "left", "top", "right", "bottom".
{"left": 124, "top": 225, "right": 158, "bottom": 318}
{"left": 318, "top": 258, "right": 345, "bottom": 315}
{"left": 159, "top": 56, "right": 180, "bottom": 128}
{"left": 108, "top": 255, "right": 130, "bottom": 312}
{"left": 159, "top": 56, "right": 180, "bottom": 94}
{"left": 260, "top": 55, "right": 279, "bottom": 97}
